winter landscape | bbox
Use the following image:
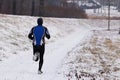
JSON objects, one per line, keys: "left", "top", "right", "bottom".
{"left": 0, "top": 13, "right": 120, "bottom": 80}
{"left": 0, "top": 0, "right": 120, "bottom": 80}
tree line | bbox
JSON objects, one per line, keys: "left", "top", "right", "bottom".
{"left": 0, "top": 0, "right": 44, "bottom": 16}
{"left": 0, "top": 0, "right": 87, "bottom": 18}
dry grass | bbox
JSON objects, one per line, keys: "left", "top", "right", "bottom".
{"left": 64, "top": 30, "right": 120, "bottom": 79}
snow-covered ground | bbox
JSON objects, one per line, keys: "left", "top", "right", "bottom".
{"left": 0, "top": 14, "right": 120, "bottom": 80}
{"left": 86, "top": 6, "right": 120, "bottom": 17}
{"left": 62, "top": 30, "right": 120, "bottom": 80}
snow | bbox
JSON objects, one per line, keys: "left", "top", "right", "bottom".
{"left": 61, "top": 30, "right": 120, "bottom": 79}
{"left": 85, "top": 6, "right": 120, "bottom": 17}
{"left": 0, "top": 14, "right": 120, "bottom": 80}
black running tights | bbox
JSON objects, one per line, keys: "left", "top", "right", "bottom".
{"left": 33, "top": 44, "right": 45, "bottom": 71}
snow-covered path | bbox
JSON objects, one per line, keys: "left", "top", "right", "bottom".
{"left": 0, "top": 15, "right": 92, "bottom": 80}
{"left": 0, "top": 26, "right": 89, "bottom": 80}
{"left": 41, "top": 27, "right": 90, "bottom": 80}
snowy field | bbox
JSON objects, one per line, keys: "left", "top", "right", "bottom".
{"left": 85, "top": 6, "right": 120, "bottom": 17}
{"left": 0, "top": 14, "right": 120, "bottom": 80}
{"left": 62, "top": 30, "right": 120, "bottom": 80}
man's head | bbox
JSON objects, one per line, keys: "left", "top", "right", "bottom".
{"left": 37, "top": 18, "right": 43, "bottom": 25}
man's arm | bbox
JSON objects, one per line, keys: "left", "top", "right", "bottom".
{"left": 45, "top": 27, "right": 50, "bottom": 39}
{"left": 28, "top": 28, "right": 34, "bottom": 40}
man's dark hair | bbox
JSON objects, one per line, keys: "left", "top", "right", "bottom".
{"left": 37, "top": 18, "right": 43, "bottom": 25}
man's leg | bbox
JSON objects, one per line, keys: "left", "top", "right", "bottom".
{"left": 33, "top": 45, "right": 39, "bottom": 61}
{"left": 38, "top": 44, "right": 45, "bottom": 71}
{"left": 33, "top": 45, "right": 35, "bottom": 55}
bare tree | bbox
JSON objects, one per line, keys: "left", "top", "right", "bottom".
{"left": 31, "top": 0, "right": 35, "bottom": 16}
{"left": 39, "top": 0, "right": 44, "bottom": 16}
{"left": 118, "top": 0, "right": 120, "bottom": 12}
{"left": 0, "top": 0, "right": 3, "bottom": 11}
{"left": 13, "top": 0, "right": 16, "bottom": 14}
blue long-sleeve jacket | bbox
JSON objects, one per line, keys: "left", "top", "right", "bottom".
{"left": 28, "top": 25, "right": 50, "bottom": 46}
